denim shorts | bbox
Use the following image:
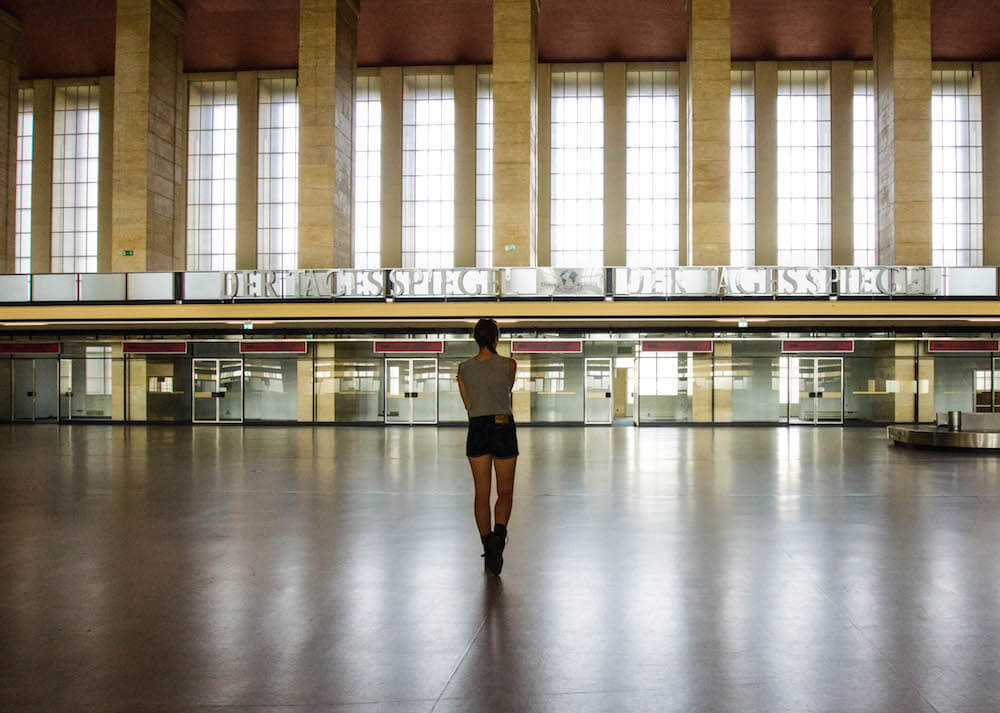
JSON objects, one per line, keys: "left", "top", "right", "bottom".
{"left": 466, "top": 415, "right": 519, "bottom": 459}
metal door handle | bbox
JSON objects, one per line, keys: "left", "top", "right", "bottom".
{"left": 605, "top": 392, "right": 611, "bottom": 398}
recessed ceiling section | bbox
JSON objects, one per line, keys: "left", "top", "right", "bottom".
{"left": 2, "top": 0, "right": 1000, "bottom": 78}
{"left": 537, "top": 0, "right": 687, "bottom": 63}
{"left": 358, "top": 0, "right": 492, "bottom": 67}
{"left": 730, "top": 0, "right": 872, "bottom": 60}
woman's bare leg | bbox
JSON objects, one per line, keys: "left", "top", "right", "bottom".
{"left": 492, "top": 456, "right": 517, "bottom": 527}
{"left": 468, "top": 455, "right": 494, "bottom": 535}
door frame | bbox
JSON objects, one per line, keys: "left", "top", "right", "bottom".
{"left": 384, "top": 357, "right": 439, "bottom": 425}
{"left": 584, "top": 357, "right": 614, "bottom": 425}
{"left": 789, "top": 356, "right": 844, "bottom": 425}
{"left": 12, "top": 357, "right": 59, "bottom": 422}
{"left": 192, "top": 358, "right": 244, "bottom": 424}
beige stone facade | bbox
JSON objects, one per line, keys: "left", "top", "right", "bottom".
{"left": 872, "top": 0, "right": 932, "bottom": 266}
{"left": 1, "top": 2, "right": 999, "bottom": 276}
{"left": 686, "top": 0, "right": 730, "bottom": 266}
{"left": 492, "top": 0, "right": 539, "bottom": 267}
{"left": 298, "top": 0, "right": 359, "bottom": 269}
{"left": 111, "top": 0, "right": 185, "bottom": 273}
{"left": 0, "top": 10, "right": 19, "bottom": 274}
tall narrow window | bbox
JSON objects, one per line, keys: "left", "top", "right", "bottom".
{"left": 626, "top": 69, "right": 680, "bottom": 267}
{"left": 52, "top": 85, "right": 100, "bottom": 273}
{"left": 776, "top": 69, "right": 831, "bottom": 266}
{"left": 932, "top": 69, "right": 982, "bottom": 266}
{"left": 476, "top": 72, "right": 493, "bottom": 268}
{"left": 402, "top": 73, "right": 455, "bottom": 268}
{"left": 355, "top": 75, "right": 381, "bottom": 269}
{"left": 187, "top": 80, "right": 237, "bottom": 271}
{"left": 15, "top": 88, "right": 32, "bottom": 274}
{"left": 730, "top": 69, "right": 755, "bottom": 266}
{"left": 257, "top": 77, "right": 298, "bottom": 270}
{"left": 853, "top": 70, "right": 876, "bottom": 266}
{"left": 551, "top": 69, "right": 603, "bottom": 267}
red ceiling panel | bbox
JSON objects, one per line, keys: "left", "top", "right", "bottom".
{"left": 358, "top": 0, "right": 492, "bottom": 67}
{"left": 932, "top": 0, "right": 1000, "bottom": 60}
{"left": 538, "top": 0, "right": 687, "bottom": 63}
{"left": 1, "top": 1, "right": 1000, "bottom": 79}
{"left": 731, "top": 0, "right": 874, "bottom": 60}
{"left": 184, "top": 0, "right": 299, "bottom": 72}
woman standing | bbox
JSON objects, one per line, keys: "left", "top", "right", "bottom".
{"left": 457, "top": 318, "right": 518, "bottom": 576}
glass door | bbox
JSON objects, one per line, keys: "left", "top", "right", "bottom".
{"left": 585, "top": 357, "right": 613, "bottom": 424}
{"left": 385, "top": 359, "right": 412, "bottom": 424}
{"left": 814, "top": 358, "right": 844, "bottom": 423}
{"left": 792, "top": 357, "right": 843, "bottom": 424}
{"left": 193, "top": 359, "right": 243, "bottom": 423}
{"left": 218, "top": 359, "right": 244, "bottom": 422}
{"left": 384, "top": 358, "right": 438, "bottom": 424}
{"left": 993, "top": 357, "right": 1000, "bottom": 412}
{"left": 411, "top": 359, "right": 438, "bottom": 424}
{"left": 12, "top": 358, "right": 58, "bottom": 422}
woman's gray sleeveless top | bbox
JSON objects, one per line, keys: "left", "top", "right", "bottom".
{"left": 458, "top": 355, "right": 514, "bottom": 417}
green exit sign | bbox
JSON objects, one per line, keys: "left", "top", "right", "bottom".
{"left": 122, "top": 249, "right": 134, "bottom": 257}
{"left": 504, "top": 244, "right": 517, "bottom": 252}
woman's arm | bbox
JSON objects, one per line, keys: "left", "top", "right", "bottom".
{"left": 457, "top": 369, "right": 470, "bottom": 411}
{"left": 508, "top": 358, "right": 518, "bottom": 390}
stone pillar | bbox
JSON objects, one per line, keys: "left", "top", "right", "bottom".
{"left": 30, "top": 80, "right": 53, "bottom": 274}
{"left": 97, "top": 77, "right": 115, "bottom": 273}
{"left": 678, "top": 62, "right": 689, "bottom": 266}
{"left": 379, "top": 66, "right": 402, "bottom": 268}
{"left": 537, "top": 64, "right": 551, "bottom": 266}
{"left": 871, "top": 0, "right": 932, "bottom": 266}
{"left": 298, "top": 0, "right": 359, "bottom": 269}
{"left": 0, "top": 11, "right": 20, "bottom": 274}
{"left": 604, "top": 63, "right": 626, "bottom": 266}
{"left": 297, "top": 356, "right": 313, "bottom": 422}
{"left": 754, "top": 61, "right": 777, "bottom": 265}
{"left": 686, "top": 0, "right": 730, "bottom": 266}
{"left": 492, "top": 0, "right": 539, "bottom": 267}
{"left": 316, "top": 342, "right": 336, "bottom": 421}
{"left": 454, "top": 66, "right": 477, "bottom": 267}
{"left": 892, "top": 341, "right": 916, "bottom": 422}
{"left": 111, "top": 344, "right": 125, "bottom": 422}
{"left": 236, "top": 72, "right": 258, "bottom": 270}
{"left": 127, "top": 356, "right": 147, "bottom": 422}
{"left": 982, "top": 63, "right": 1000, "bottom": 266}
{"left": 831, "top": 61, "right": 855, "bottom": 266}
{"left": 111, "top": 0, "right": 185, "bottom": 273}
{"left": 691, "top": 353, "right": 713, "bottom": 422}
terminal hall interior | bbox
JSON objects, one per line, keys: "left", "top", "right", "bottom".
{"left": 4, "top": 3, "right": 1000, "bottom": 713}
{"left": 0, "top": 0, "right": 998, "bottom": 428}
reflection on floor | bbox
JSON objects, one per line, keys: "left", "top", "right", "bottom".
{"left": 0, "top": 424, "right": 998, "bottom": 713}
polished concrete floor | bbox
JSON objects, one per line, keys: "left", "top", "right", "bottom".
{"left": 1, "top": 424, "right": 999, "bottom": 712}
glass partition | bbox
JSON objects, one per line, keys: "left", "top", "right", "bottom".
{"left": 729, "top": 342, "right": 783, "bottom": 422}
{"left": 637, "top": 351, "right": 693, "bottom": 422}
{"left": 315, "top": 341, "right": 383, "bottom": 422}
{"left": 59, "top": 345, "right": 114, "bottom": 420}
{"left": 244, "top": 357, "right": 300, "bottom": 422}
{"left": 438, "top": 359, "right": 466, "bottom": 423}
{"left": 145, "top": 356, "right": 191, "bottom": 421}
{"left": 516, "top": 355, "right": 584, "bottom": 423}
{"left": 933, "top": 355, "right": 989, "bottom": 414}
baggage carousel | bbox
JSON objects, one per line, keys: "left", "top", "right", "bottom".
{"left": 889, "top": 412, "right": 1000, "bottom": 450}
{"left": 888, "top": 425, "right": 1000, "bottom": 450}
